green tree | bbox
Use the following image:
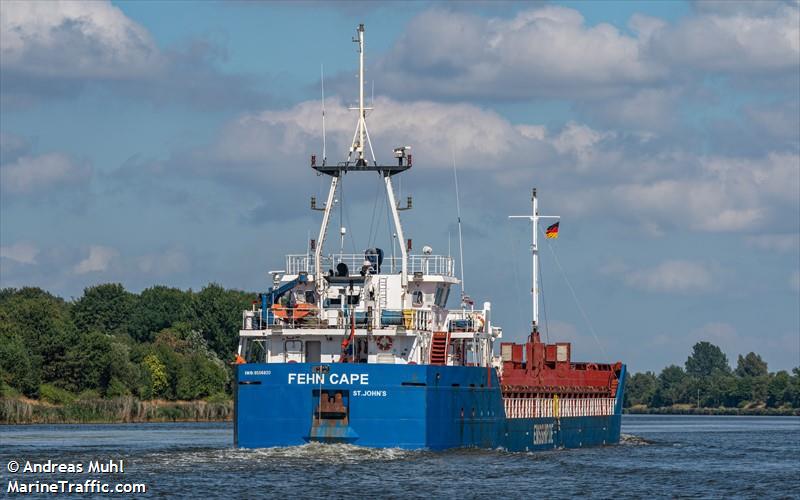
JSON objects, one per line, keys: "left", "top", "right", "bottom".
{"left": 791, "top": 368, "right": 800, "bottom": 407}
{"left": 191, "top": 284, "right": 252, "bottom": 358}
{"left": 72, "top": 283, "right": 133, "bottom": 337}
{"left": 129, "top": 286, "right": 192, "bottom": 343}
{"left": 705, "top": 370, "right": 738, "bottom": 407}
{"left": 625, "top": 371, "right": 658, "bottom": 407}
{"left": 0, "top": 328, "right": 41, "bottom": 397}
{"left": 735, "top": 352, "right": 768, "bottom": 377}
{"left": 767, "top": 371, "right": 792, "bottom": 408}
{"left": 685, "top": 341, "right": 730, "bottom": 378}
{"left": 142, "top": 354, "right": 168, "bottom": 398}
{"left": 152, "top": 323, "right": 230, "bottom": 400}
{"left": 653, "top": 365, "right": 689, "bottom": 406}
{"left": 176, "top": 353, "right": 227, "bottom": 400}
{"left": 102, "top": 341, "right": 140, "bottom": 397}
{"left": 732, "top": 376, "right": 753, "bottom": 407}
{"left": 59, "top": 331, "right": 136, "bottom": 395}
{"left": 0, "top": 287, "right": 76, "bottom": 383}
{"left": 750, "top": 375, "right": 769, "bottom": 404}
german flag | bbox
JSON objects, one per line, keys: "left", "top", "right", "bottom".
{"left": 545, "top": 222, "right": 559, "bottom": 239}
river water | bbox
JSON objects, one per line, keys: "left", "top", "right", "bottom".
{"left": 1, "top": 415, "right": 798, "bottom": 498}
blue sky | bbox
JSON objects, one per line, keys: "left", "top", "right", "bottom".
{"left": 1, "top": 0, "right": 798, "bottom": 372}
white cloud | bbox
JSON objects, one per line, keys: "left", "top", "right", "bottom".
{"left": 608, "top": 152, "right": 799, "bottom": 232}
{"left": 0, "top": 0, "right": 164, "bottom": 79}
{"left": 137, "top": 248, "right": 189, "bottom": 276}
{"left": 366, "top": 3, "right": 798, "bottom": 105}
{"left": 745, "top": 101, "right": 800, "bottom": 145}
{"left": 586, "top": 88, "right": 681, "bottom": 132}
{"left": 0, "top": 131, "right": 30, "bottom": 163}
{"left": 551, "top": 122, "right": 615, "bottom": 165}
{"left": 0, "top": 152, "right": 92, "bottom": 195}
{"left": 73, "top": 245, "right": 117, "bottom": 274}
{"left": 745, "top": 233, "right": 800, "bottom": 253}
{"left": 0, "top": 242, "right": 39, "bottom": 264}
{"left": 692, "top": 321, "right": 737, "bottom": 342}
{"left": 198, "top": 96, "right": 549, "bottom": 179}
{"left": 151, "top": 92, "right": 798, "bottom": 234}
{"left": 0, "top": 0, "right": 263, "bottom": 110}
{"left": 645, "top": 2, "right": 800, "bottom": 74}
{"left": 374, "top": 7, "right": 663, "bottom": 100}
{"left": 623, "top": 260, "right": 714, "bottom": 293}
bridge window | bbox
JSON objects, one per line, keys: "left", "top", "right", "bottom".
{"left": 434, "top": 285, "right": 450, "bottom": 307}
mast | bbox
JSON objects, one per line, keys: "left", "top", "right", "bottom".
{"left": 348, "top": 24, "right": 371, "bottom": 166}
{"left": 311, "top": 23, "right": 413, "bottom": 298}
{"left": 358, "top": 24, "right": 365, "bottom": 164}
{"left": 509, "top": 188, "right": 559, "bottom": 332}
{"left": 531, "top": 190, "right": 538, "bottom": 327}
{"left": 321, "top": 64, "right": 327, "bottom": 163}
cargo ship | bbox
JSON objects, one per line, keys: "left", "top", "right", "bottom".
{"left": 234, "top": 24, "right": 625, "bottom": 451}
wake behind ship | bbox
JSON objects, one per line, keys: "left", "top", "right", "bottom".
{"left": 234, "top": 24, "right": 625, "bottom": 451}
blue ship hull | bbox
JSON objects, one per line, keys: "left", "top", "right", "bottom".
{"left": 235, "top": 363, "right": 626, "bottom": 451}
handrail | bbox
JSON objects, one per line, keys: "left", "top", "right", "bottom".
{"left": 242, "top": 306, "right": 487, "bottom": 333}
{"left": 285, "top": 254, "right": 455, "bottom": 276}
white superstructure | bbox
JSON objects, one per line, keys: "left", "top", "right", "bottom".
{"left": 237, "top": 24, "right": 501, "bottom": 367}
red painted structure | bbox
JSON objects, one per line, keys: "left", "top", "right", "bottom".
{"left": 499, "top": 331, "right": 621, "bottom": 399}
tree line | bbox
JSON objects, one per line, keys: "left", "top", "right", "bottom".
{"left": 0, "top": 284, "right": 252, "bottom": 402}
{"left": 625, "top": 341, "right": 800, "bottom": 409}
{"left": 2, "top": 284, "right": 798, "bottom": 411}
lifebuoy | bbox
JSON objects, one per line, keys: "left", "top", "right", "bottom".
{"left": 375, "top": 335, "right": 393, "bottom": 351}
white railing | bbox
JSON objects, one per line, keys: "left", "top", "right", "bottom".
{"left": 242, "top": 307, "right": 433, "bottom": 331}
{"left": 447, "top": 310, "right": 485, "bottom": 333}
{"left": 503, "top": 398, "right": 616, "bottom": 419}
{"left": 285, "top": 254, "right": 455, "bottom": 276}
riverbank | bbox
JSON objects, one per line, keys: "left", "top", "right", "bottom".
{"left": 0, "top": 396, "right": 232, "bottom": 424}
{"left": 624, "top": 406, "right": 799, "bottom": 416}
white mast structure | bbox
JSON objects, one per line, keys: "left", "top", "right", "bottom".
{"left": 509, "top": 188, "right": 559, "bottom": 333}
{"left": 313, "top": 24, "right": 410, "bottom": 304}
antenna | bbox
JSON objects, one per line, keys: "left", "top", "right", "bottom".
{"left": 452, "top": 150, "right": 466, "bottom": 306}
{"left": 321, "top": 64, "right": 327, "bottom": 163}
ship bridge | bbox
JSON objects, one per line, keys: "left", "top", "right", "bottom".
{"left": 239, "top": 248, "right": 500, "bottom": 367}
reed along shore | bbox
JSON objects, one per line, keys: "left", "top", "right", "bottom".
{"left": 1, "top": 395, "right": 232, "bottom": 424}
